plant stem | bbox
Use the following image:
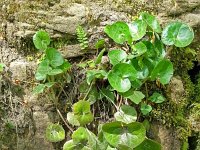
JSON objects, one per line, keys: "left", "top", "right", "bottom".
{"left": 56, "top": 108, "right": 73, "bottom": 132}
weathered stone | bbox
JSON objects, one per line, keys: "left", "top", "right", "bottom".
{"left": 150, "top": 122, "right": 181, "bottom": 150}
{"left": 169, "top": 76, "right": 185, "bottom": 104}
{"left": 9, "top": 61, "right": 28, "bottom": 81}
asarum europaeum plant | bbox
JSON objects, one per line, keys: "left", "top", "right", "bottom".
{"left": 32, "top": 11, "right": 194, "bottom": 150}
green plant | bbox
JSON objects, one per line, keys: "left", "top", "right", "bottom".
{"left": 32, "top": 11, "right": 194, "bottom": 150}
{"left": 62, "top": 12, "right": 193, "bottom": 149}
{"left": 76, "top": 25, "right": 89, "bottom": 50}
{"left": 0, "top": 63, "right": 5, "bottom": 81}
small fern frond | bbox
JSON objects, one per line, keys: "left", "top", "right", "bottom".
{"left": 76, "top": 25, "right": 89, "bottom": 50}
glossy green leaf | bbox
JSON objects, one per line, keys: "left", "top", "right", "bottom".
{"left": 134, "top": 139, "right": 161, "bottom": 150}
{"left": 33, "top": 30, "right": 50, "bottom": 50}
{"left": 140, "top": 12, "right": 161, "bottom": 33}
{"left": 161, "top": 21, "right": 194, "bottom": 47}
{"left": 154, "top": 39, "right": 166, "bottom": 58}
{"left": 95, "top": 48, "right": 106, "bottom": 64}
{"left": 114, "top": 105, "right": 137, "bottom": 124}
{"left": 128, "top": 19, "right": 147, "bottom": 41}
{"left": 102, "top": 121, "right": 146, "bottom": 149}
{"left": 45, "top": 123, "right": 65, "bottom": 142}
{"left": 36, "top": 59, "right": 52, "bottom": 79}
{"left": 150, "top": 59, "right": 173, "bottom": 84}
{"left": 46, "top": 48, "right": 64, "bottom": 67}
{"left": 104, "top": 21, "right": 132, "bottom": 44}
{"left": 149, "top": 92, "right": 165, "bottom": 103}
{"left": 59, "top": 60, "right": 71, "bottom": 71}
{"left": 95, "top": 39, "right": 105, "bottom": 49}
{"left": 32, "top": 84, "right": 46, "bottom": 94}
{"left": 131, "top": 41, "right": 147, "bottom": 57}
{"left": 140, "top": 103, "right": 152, "bottom": 115}
{"left": 143, "top": 41, "right": 156, "bottom": 58}
{"left": 67, "top": 112, "right": 80, "bottom": 126}
{"left": 73, "top": 100, "right": 94, "bottom": 126}
{"left": 108, "top": 63, "right": 137, "bottom": 92}
{"left": 63, "top": 140, "right": 77, "bottom": 150}
{"left": 86, "top": 70, "right": 107, "bottom": 84}
{"left": 122, "top": 90, "right": 145, "bottom": 104}
{"left": 108, "top": 49, "right": 127, "bottom": 66}
{"left": 99, "top": 88, "right": 115, "bottom": 103}
{"left": 48, "top": 69, "right": 63, "bottom": 76}
{"left": 35, "top": 72, "right": 46, "bottom": 81}
{"left": 72, "top": 127, "right": 88, "bottom": 144}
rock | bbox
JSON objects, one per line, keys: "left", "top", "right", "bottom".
{"left": 169, "top": 76, "right": 185, "bottom": 104}
{"left": 9, "top": 61, "right": 28, "bottom": 81}
{"left": 31, "top": 110, "right": 54, "bottom": 150}
{"left": 150, "top": 122, "right": 181, "bottom": 150}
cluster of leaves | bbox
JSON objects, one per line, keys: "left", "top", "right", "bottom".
{"left": 32, "top": 30, "right": 71, "bottom": 95}
{"left": 32, "top": 12, "right": 194, "bottom": 150}
{"left": 76, "top": 25, "right": 89, "bottom": 50}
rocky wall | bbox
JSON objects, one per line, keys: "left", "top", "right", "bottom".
{"left": 0, "top": 0, "right": 200, "bottom": 150}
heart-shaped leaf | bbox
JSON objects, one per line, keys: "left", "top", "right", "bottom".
{"left": 108, "top": 49, "right": 127, "bottom": 66}
{"left": 149, "top": 92, "right": 166, "bottom": 103}
{"left": 72, "top": 127, "right": 88, "bottom": 144}
{"left": 59, "top": 60, "right": 71, "bottom": 71}
{"left": 46, "top": 48, "right": 64, "bottom": 68}
{"left": 86, "top": 70, "right": 107, "bottom": 84}
{"left": 140, "top": 12, "right": 161, "bottom": 33}
{"left": 131, "top": 41, "right": 147, "bottom": 57}
{"left": 48, "top": 69, "right": 63, "bottom": 76}
{"left": 134, "top": 139, "right": 162, "bottom": 150}
{"left": 114, "top": 105, "right": 137, "bottom": 124}
{"left": 35, "top": 59, "right": 52, "bottom": 80}
{"left": 150, "top": 59, "right": 173, "bottom": 84}
{"left": 45, "top": 123, "right": 65, "bottom": 142}
{"left": 32, "top": 84, "right": 46, "bottom": 94}
{"left": 128, "top": 19, "right": 147, "bottom": 41}
{"left": 161, "top": 21, "right": 194, "bottom": 47}
{"left": 33, "top": 30, "right": 50, "bottom": 50}
{"left": 102, "top": 121, "right": 146, "bottom": 149}
{"left": 73, "top": 100, "right": 94, "bottom": 126}
{"left": 140, "top": 103, "right": 152, "bottom": 115}
{"left": 63, "top": 140, "right": 77, "bottom": 150}
{"left": 104, "top": 21, "right": 132, "bottom": 44}
{"left": 108, "top": 63, "right": 137, "bottom": 92}
{"left": 122, "top": 90, "right": 145, "bottom": 104}
{"left": 67, "top": 112, "right": 80, "bottom": 126}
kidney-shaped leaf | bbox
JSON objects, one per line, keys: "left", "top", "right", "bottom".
{"left": 150, "top": 59, "right": 173, "bottom": 84}
{"left": 140, "top": 12, "right": 161, "bottom": 33}
{"left": 161, "top": 21, "right": 194, "bottom": 47}
{"left": 131, "top": 41, "right": 147, "bottom": 57}
{"left": 63, "top": 140, "right": 77, "bottom": 150}
{"left": 149, "top": 92, "right": 166, "bottom": 103}
{"left": 140, "top": 103, "right": 152, "bottom": 115}
{"left": 35, "top": 59, "right": 52, "bottom": 80}
{"left": 108, "top": 63, "right": 137, "bottom": 93}
{"left": 46, "top": 48, "right": 64, "bottom": 67}
{"left": 104, "top": 21, "right": 132, "bottom": 44}
{"left": 128, "top": 19, "right": 147, "bottom": 41}
{"left": 108, "top": 49, "right": 127, "bottom": 66}
{"left": 73, "top": 100, "right": 94, "bottom": 126}
{"left": 33, "top": 30, "right": 50, "bottom": 50}
{"left": 102, "top": 121, "right": 146, "bottom": 149}
{"left": 72, "top": 127, "right": 88, "bottom": 144}
{"left": 67, "top": 112, "right": 80, "bottom": 126}
{"left": 134, "top": 139, "right": 161, "bottom": 150}
{"left": 114, "top": 105, "right": 137, "bottom": 124}
{"left": 122, "top": 90, "right": 145, "bottom": 104}
{"left": 46, "top": 123, "right": 65, "bottom": 142}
